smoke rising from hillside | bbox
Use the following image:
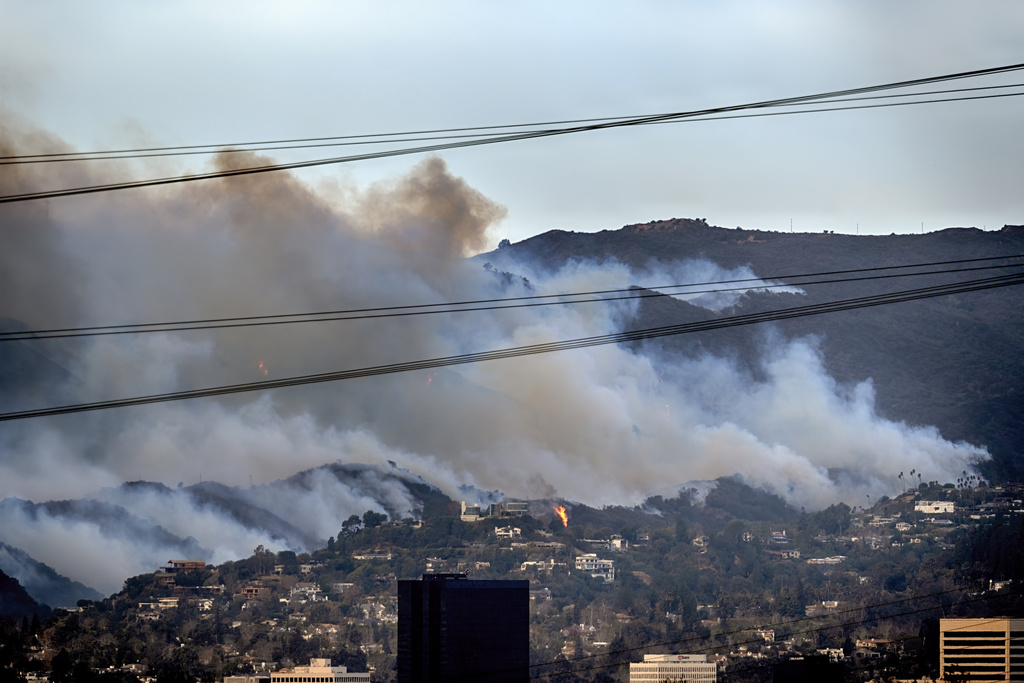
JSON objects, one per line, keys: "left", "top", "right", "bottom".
{"left": 0, "top": 118, "right": 988, "bottom": 592}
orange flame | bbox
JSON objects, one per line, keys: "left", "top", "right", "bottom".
{"left": 553, "top": 505, "right": 568, "bottom": 527}
{"left": 258, "top": 361, "right": 268, "bottom": 376}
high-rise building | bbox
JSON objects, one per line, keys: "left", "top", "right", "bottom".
{"left": 940, "top": 617, "right": 1024, "bottom": 682}
{"left": 629, "top": 654, "right": 717, "bottom": 682}
{"left": 398, "top": 573, "right": 529, "bottom": 683}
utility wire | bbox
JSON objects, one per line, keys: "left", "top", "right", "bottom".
{"left": 4, "top": 81, "right": 1023, "bottom": 166}
{"left": 2, "top": 62, "right": 1022, "bottom": 203}
{"left": 3, "top": 254, "right": 1021, "bottom": 342}
{"left": 3, "top": 93, "right": 1020, "bottom": 205}
{"left": 2, "top": 271, "right": 1021, "bottom": 422}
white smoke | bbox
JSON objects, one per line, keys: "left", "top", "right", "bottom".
{"left": 0, "top": 119, "right": 988, "bottom": 594}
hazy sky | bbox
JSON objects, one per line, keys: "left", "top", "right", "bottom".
{"left": 2, "top": 2, "right": 1014, "bottom": 590}
{"left": 2, "top": 0, "right": 1022, "bottom": 248}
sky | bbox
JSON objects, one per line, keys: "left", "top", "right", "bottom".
{"left": 0, "top": 1, "right": 1018, "bottom": 593}
{"left": 1, "top": 1, "right": 1023, "bottom": 247}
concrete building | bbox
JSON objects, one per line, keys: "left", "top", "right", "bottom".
{"left": 398, "top": 573, "right": 529, "bottom": 683}
{"left": 575, "top": 553, "right": 615, "bottom": 582}
{"left": 270, "top": 659, "right": 368, "bottom": 683}
{"left": 940, "top": 617, "right": 1024, "bottom": 681}
{"left": 629, "top": 654, "right": 716, "bottom": 682}
{"left": 460, "top": 501, "right": 483, "bottom": 522}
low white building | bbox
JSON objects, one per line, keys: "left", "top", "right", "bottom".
{"left": 629, "top": 654, "right": 716, "bottom": 682}
{"left": 915, "top": 500, "right": 955, "bottom": 514}
{"left": 270, "top": 658, "right": 369, "bottom": 683}
{"left": 495, "top": 525, "right": 522, "bottom": 539}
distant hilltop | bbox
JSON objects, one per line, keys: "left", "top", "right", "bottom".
{"left": 483, "top": 218, "right": 1024, "bottom": 483}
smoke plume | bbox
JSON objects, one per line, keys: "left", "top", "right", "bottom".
{"left": 0, "top": 117, "right": 987, "bottom": 593}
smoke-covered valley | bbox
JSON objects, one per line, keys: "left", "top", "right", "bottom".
{"left": 0, "top": 115, "right": 999, "bottom": 597}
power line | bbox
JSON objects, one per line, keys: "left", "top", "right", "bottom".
{"left": 4, "top": 93, "right": 1020, "bottom": 205}
{"left": 4, "top": 81, "right": 1023, "bottom": 166}
{"left": 3, "top": 254, "right": 1021, "bottom": 342}
{"left": 1, "top": 62, "right": 1022, "bottom": 204}
{"left": 2, "top": 271, "right": 1021, "bottom": 422}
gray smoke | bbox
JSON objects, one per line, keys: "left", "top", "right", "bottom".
{"left": 0, "top": 117, "right": 988, "bottom": 593}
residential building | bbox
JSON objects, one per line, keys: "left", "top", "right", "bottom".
{"left": 488, "top": 501, "right": 530, "bottom": 517}
{"left": 629, "top": 654, "right": 716, "bottom": 682}
{"left": 398, "top": 573, "right": 529, "bottom": 683}
{"left": 575, "top": 553, "right": 615, "bottom": 582}
{"left": 940, "top": 617, "right": 1024, "bottom": 681}
{"left": 460, "top": 502, "right": 483, "bottom": 522}
{"left": 160, "top": 560, "right": 206, "bottom": 573}
{"left": 270, "top": 658, "right": 368, "bottom": 683}
{"left": 495, "top": 526, "right": 521, "bottom": 539}
{"left": 916, "top": 500, "right": 955, "bottom": 514}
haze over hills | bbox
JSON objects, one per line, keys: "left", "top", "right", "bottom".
{"left": 483, "top": 219, "right": 1024, "bottom": 482}
{"left": 1, "top": 122, "right": 1019, "bottom": 605}
{"left": 3, "top": 209, "right": 1021, "bottom": 598}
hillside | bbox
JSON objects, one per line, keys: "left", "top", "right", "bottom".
{"left": 483, "top": 220, "right": 1024, "bottom": 480}
{"left": 0, "top": 568, "right": 50, "bottom": 621}
{"left": 12, "top": 478, "right": 1024, "bottom": 683}
{"left": 0, "top": 543, "right": 101, "bottom": 608}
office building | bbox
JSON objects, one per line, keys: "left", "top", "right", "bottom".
{"left": 269, "top": 659, "right": 368, "bottom": 683}
{"left": 398, "top": 573, "right": 529, "bottom": 683}
{"left": 940, "top": 617, "right": 1024, "bottom": 681}
{"left": 629, "top": 654, "right": 716, "bottom": 682}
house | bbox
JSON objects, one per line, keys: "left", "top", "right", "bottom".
{"left": 352, "top": 550, "right": 392, "bottom": 561}
{"left": 241, "top": 585, "right": 271, "bottom": 600}
{"left": 915, "top": 500, "right": 955, "bottom": 514}
{"left": 460, "top": 501, "right": 483, "bottom": 522}
{"left": 495, "top": 525, "right": 522, "bottom": 539}
{"left": 160, "top": 560, "right": 206, "bottom": 573}
{"left": 575, "top": 553, "right": 615, "bottom": 582}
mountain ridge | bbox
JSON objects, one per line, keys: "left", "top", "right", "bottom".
{"left": 483, "top": 220, "right": 1024, "bottom": 480}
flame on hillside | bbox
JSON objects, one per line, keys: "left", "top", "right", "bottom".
{"left": 258, "top": 361, "right": 268, "bottom": 376}
{"left": 553, "top": 504, "right": 569, "bottom": 527}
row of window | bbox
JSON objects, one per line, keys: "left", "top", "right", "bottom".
{"left": 270, "top": 677, "right": 368, "bottom": 682}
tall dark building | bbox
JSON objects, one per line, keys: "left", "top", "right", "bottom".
{"left": 398, "top": 573, "right": 529, "bottom": 683}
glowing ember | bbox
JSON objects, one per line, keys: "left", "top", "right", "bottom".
{"left": 258, "top": 361, "right": 268, "bottom": 376}
{"left": 553, "top": 505, "right": 569, "bottom": 527}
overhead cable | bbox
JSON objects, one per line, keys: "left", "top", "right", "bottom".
{"left": 2, "top": 254, "right": 1021, "bottom": 342}
{"left": 3, "top": 81, "right": 1023, "bottom": 166}
{"left": 1, "top": 271, "right": 1021, "bottom": 422}
{"left": 1, "top": 62, "right": 1022, "bottom": 203}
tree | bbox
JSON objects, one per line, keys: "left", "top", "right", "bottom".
{"left": 362, "top": 510, "right": 388, "bottom": 529}
{"left": 341, "top": 515, "right": 362, "bottom": 537}
{"left": 50, "top": 649, "right": 74, "bottom": 683}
